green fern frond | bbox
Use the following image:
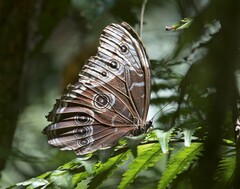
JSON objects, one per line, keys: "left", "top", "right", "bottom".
{"left": 157, "top": 143, "right": 203, "bottom": 189}
{"left": 59, "top": 158, "right": 92, "bottom": 186}
{"left": 155, "top": 128, "right": 174, "bottom": 153}
{"left": 118, "top": 143, "right": 163, "bottom": 189}
{"left": 14, "top": 158, "right": 91, "bottom": 188}
{"left": 183, "top": 128, "right": 195, "bottom": 147}
{"left": 9, "top": 178, "right": 49, "bottom": 189}
{"left": 49, "top": 170, "right": 74, "bottom": 189}
{"left": 215, "top": 155, "right": 236, "bottom": 188}
{"left": 88, "top": 152, "right": 128, "bottom": 189}
{"left": 72, "top": 170, "right": 92, "bottom": 187}
{"left": 75, "top": 177, "right": 92, "bottom": 189}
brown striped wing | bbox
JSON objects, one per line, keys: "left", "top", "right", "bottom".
{"left": 42, "top": 22, "right": 151, "bottom": 155}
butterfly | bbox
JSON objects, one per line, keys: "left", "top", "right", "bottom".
{"left": 42, "top": 22, "right": 151, "bottom": 155}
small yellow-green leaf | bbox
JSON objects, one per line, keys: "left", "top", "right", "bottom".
{"left": 165, "top": 18, "right": 193, "bottom": 31}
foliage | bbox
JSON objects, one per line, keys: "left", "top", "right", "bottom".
{"left": 158, "top": 143, "right": 203, "bottom": 189}
{"left": 1, "top": 0, "right": 240, "bottom": 189}
{"left": 6, "top": 142, "right": 202, "bottom": 189}
{"left": 165, "top": 18, "right": 193, "bottom": 31}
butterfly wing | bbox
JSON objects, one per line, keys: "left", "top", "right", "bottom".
{"left": 43, "top": 22, "right": 151, "bottom": 155}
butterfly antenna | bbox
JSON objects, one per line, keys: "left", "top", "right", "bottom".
{"left": 150, "top": 104, "right": 176, "bottom": 124}
{"left": 140, "top": 0, "right": 148, "bottom": 37}
{"left": 150, "top": 105, "right": 165, "bottom": 123}
{"left": 144, "top": 104, "right": 169, "bottom": 132}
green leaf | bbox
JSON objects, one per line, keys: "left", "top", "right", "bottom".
{"left": 37, "top": 171, "right": 52, "bottom": 179}
{"left": 72, "top": 171, "right": 91, "bottom": 187}
{"left": 165, "top": 18, "right": 193, "bottom": 31}
{"left": 125, "top": 134, "right": 145, "bottom": 157}
{"left": 15, "top": 178, "right": 48, "bottom": 188}
{"left": 75, "top": 177, "right": 92, "bottom": 189}
{"left": 6, "top": 178, "right": 49, "bottom": 189}
{"left": 155, "top": 129, "right": 174, "bottom": 153}
{"left": 60, "top": 158, "right": 87, "bottom": 170}
{"left": 215, "top": 156, "right": 236, "bottom": 188}
{"left": 49, "top": 170, "right": 74, "bottom": 189}
{"left": 88, "top": 152, "right": 128, "bottom": 189}
{"left": 183, "top": 128, "right": 195, "bottom": 147}
{"left": 118, "top": 143, "right": 163, "bottom": 189}
{"left": 158, "top": 143, "right": 203, "bottom": 189}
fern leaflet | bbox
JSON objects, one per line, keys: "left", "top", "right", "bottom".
{"left": 118, "top": 143, "right": 163, "bottom": 189}
{"left": 158, "top": 142, "right": 203, "bottom": 189}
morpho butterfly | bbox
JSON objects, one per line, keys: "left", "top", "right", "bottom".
{"left": 42, "top": 22, "right": 151, "bottom": 155}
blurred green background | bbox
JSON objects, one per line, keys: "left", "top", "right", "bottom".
{"left": 0, "top": 0, "right": 239, "bottom": 188}
{"left": 0, "top": 0, "right": 180, "bottom": 187}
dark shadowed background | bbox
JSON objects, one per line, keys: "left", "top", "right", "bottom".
{"left": 0, "top": 0, "right": 239, "bottom": 188}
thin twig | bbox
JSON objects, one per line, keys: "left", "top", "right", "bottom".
{"left": 140, "top": 0, "right": 148, "bottom": 37}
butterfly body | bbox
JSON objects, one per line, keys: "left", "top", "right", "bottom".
{"left": 43, "top": 22, "right": 151, "bottom": 155}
